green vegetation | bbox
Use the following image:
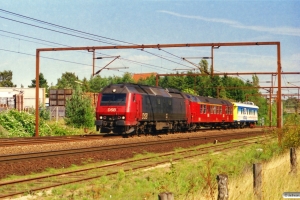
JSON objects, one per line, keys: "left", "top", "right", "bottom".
{"left": 281, "top": 114, "right": 300, "bottom": 148}
{"left": 0, "top": 110, "right": 84, "bottom": 137}
{"left": 17, "top": 135, "right": 297, "bottom": 200}
{"left": 0, "top": 113, "right": 297, "bottom": 199}
{"left": 65, "top": 85, "right": 94, "bottom": 129}
{"left": 0, "top": 70, "right": 16, "bottom": 87}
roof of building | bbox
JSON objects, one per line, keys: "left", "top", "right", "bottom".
{"left": 132, "top": 72, "right": 157, "bottom": 82}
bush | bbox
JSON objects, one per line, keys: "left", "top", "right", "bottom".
{"left": 282, "top": 114, "right": 300, "bottom": 148}
{"left": 0, "top": 109, "right": 52, "bottom": 137}
{"left": 65, "top": 85, "right": 94, "bottom": 128}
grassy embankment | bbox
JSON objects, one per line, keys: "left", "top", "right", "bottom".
{"left": 0, "top": 111, "right": 299, "bottom": 199}
{"left": 9, "top": 129, "right": 299, "bottom": 200}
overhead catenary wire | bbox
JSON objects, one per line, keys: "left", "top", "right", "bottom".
{"left": 0, "top": 16, "right": 188, "bottom": 70}
{"left": 0, "top": 30, "right": 171, "bottom": 73}
{"left": 0, "top": 9, "right": 200, "bottom": 71}
{"left": 0, "top": 9, "right": 136, "bottom": 46}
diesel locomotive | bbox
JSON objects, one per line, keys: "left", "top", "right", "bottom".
{"left": 95, "top": 83, "right": 258, "bottom": 135}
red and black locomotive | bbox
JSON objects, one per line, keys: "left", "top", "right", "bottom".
{"left": 95, "top": 83, "right": 234, "bottom": 135}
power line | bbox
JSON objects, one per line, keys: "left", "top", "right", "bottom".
{"left": 140, "top": 49, "right": 195, "bottom": 69}
{"left": 0, "top": 48, "right": 93, "bottom": 67}
{"left": 0, "top": 8, "right": 136, "bottom": 46}
{"left": 0, "top": 15, "right": 119, "bottom": 46}
{"left": 0, "top": 29, "right": 171, "bottom": 73}
{"left": 0, "top": 9, "right": 206, "bottom": 73}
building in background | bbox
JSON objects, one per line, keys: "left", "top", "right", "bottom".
{"left": 0, "top": 87, "right": 46, "bottom": 111}
{"left": 132, "top": 72, "right": 157, "bottom": 82}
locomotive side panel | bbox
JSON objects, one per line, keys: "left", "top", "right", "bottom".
{"left": 170, "top": 97, "right": 186, "bottom": 121}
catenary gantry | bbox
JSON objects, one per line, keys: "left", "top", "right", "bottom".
{"left": 35, "top": 41, "right": 282, "bottom": 137}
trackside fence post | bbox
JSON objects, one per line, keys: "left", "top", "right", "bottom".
{"left": 216, "top": 174, "right": 229, "bottom": 200}
{"left": 290, "top": 147, "right": 297, "bottom": 175}
{"left": 158, "top": 192, "right": 174, "bottom": 200}
{"left": 253, "top": 163, "right": 262, "bottom": 200}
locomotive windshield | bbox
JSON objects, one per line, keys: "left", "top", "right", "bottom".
{"left": 100, "top": 94, "right": 127, "bottom": 106}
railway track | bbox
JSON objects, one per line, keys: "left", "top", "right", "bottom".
{"left": 0, "top": 130, "right": 264, "bottom": 164}
{"left": 0, "top": 127, "right": 265, "bottom": 147}
{"left": 0, "top": 134, "right": 112, "bottom": 147}
{"left": 0, "top": 135, "right": 272, "bottom": 199}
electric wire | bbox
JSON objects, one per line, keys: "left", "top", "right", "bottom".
{"left": 0, "top": 15, "right": 119, "bottom": 46}
{"left": 0, "top": 48, "right": 94, "bottom": 67}
{"left": 0, "top": 18, "right": 180, "bottom": 73}
{"left": 0, "top": 30, "right": 171, "bottom": 73}
{"left": 0, "top": 9, "right": 200, "bottom": 70}
{"left": 0, "top": 9, "right": 136, "bottom": 45}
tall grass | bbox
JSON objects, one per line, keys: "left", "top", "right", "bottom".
{"left": 30, "top": 137, "right": 290, "bottom": 200}
{"left": 228, "top": 151, "right": 300, "bottom": 200}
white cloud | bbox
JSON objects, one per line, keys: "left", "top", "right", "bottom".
{"left": 158, "top": 10, "right": 300, "bottom": 37}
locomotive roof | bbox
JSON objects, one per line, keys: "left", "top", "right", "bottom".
{"left": 101, "top": 84, "right": 232, "bottom": 105}
{"left": 101, "top": 83, "right": 171, "bottom": 97}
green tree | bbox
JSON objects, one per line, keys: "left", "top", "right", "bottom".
{"left": 65, "top": 85, "right": 94, "bottom": 128}
{"left": 28, "top": 73, "right": 49, "bottom": 88}
{"left": 0, "top": 70, "right": 16, "bottom": 87}
{"left": 56, "top": 72, "right": 79, "bottom": 89}
{"left": 198, "top": 59, "right": 210, "bottom": 75}
{"left": 284, "top": 97, "right": 300, "bottom": 114}
{"left": 81, "top": 77, "right": 90, "bottom": 92}
{"left": 89, "top": 75, "right": 109, "bottom": 93}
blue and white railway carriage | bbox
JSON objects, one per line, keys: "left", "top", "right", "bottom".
{"left": 233, "top": 102, "right": 258, "bottom": 128}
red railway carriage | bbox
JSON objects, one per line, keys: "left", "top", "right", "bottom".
{"left": 183, "top": 94, "right": 233, "bottom": 129}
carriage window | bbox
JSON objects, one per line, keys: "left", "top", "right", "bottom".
{"left": 212, "top": 106, "right": 216, "bottom": 114}
{"left": 157, "top": 98, "right": 160, "bottom": 104}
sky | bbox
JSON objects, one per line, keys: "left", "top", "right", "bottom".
{"left": 0, "top": 0, "right": 299, "bottom": 96}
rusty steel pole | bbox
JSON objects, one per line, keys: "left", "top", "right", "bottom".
{"left": 211, "top": 46, "right": 214, "bottom": 77}
{"left": 35, "top": 50, "right": 40, "bottom": 137}
{"left": 277, "top": 43, "right": 282, "bottom": 129}
{"left": 92, "top": 50, "right": 95, "bottom": 76}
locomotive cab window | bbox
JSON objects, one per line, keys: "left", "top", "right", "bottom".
{"left": 100, "top": 94, "right": 127, "bottom": 106}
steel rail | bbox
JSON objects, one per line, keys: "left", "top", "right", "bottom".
{"left": 0, "top": 135, "right": 107, "bottom": 147}
{"left": 0, "top": 130, "right": 264, "bottom": 163}
{"left": 0, "top": 135, "right": 271, "bottom": 199}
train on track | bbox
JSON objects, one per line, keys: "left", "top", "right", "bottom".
{"left": 95, "top": 83, "right": 258, "bottom": 136}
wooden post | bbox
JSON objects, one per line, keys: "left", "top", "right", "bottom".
{"left": 216, "top": 174, "right": 229, "bottom": 200}
{"left": 253, "top": 163, "right": 262, "bottom": 200}
{"left": 158, "top": 192, "right": 174, "bottom": 200}
{"left": 290, "top": 147, "right": 297, "bottom": 174}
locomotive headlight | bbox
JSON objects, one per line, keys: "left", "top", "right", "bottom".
{"left": 100, "top": 116, "right": 103, "bottom": 119}
{"left": 121, "top": 116, "right": 125, "bottom": 119}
